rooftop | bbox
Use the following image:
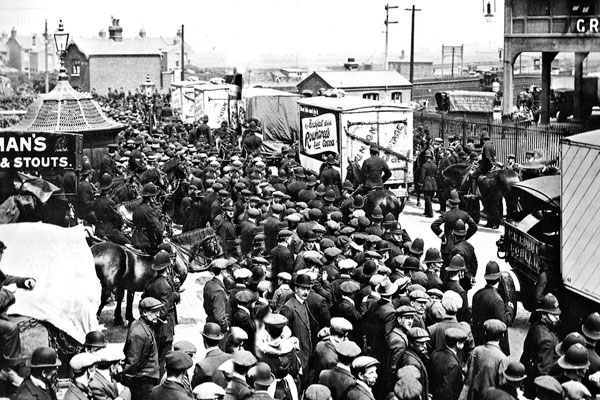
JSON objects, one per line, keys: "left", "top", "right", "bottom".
{"left": 301, "top": 70, "right": 412, "bottom": 89}
{"left": 68, "top": 37, "right": 163, "bottom": 57}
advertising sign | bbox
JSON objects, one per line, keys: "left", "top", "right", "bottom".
{"left": 0, "top": 131, "right": 83, "bottom": 170}
{"left": 301, "top": 113, "right": 338, "bottom": 155}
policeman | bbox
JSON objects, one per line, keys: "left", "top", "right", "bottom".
{"left": 213, "top": 199, "right": 238, "bottom": 258}
{"left": 142, "top": 250, "right": 177, "bottom": 377}
{"left": 419, "top": 150, "right": 438, "bottom": 218}
{"left": 100, "top": 144, "right": 121, "bottom": 177}
{"left": 360, "top": 144, "right": 392, "bottom": 191}
{"left": 94, "top": 173, "right": 130, "bottom": 245}
{"left": 470, "top": 131, "right": 496, "bottom": 195}
{"left": 132, "top": 183, "right": 164, "bottom": 254}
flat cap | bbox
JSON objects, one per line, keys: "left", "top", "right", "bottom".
{"left": 278, "top": 229, "right": 293, "bottom": 239}
{"left": 444, "top": 327, "right": 468, "bottom": 342}
{"left": 395, "top": 305, "right": 417, "bottom": 317}
{"left": 263, "top": 313, "right": 288, "bottom": 328}
{"left": 340, "top": 280, "right": 361, "bottom": 295}
{"left": 193, "top": 382, "right": 226, "bottom": 400}
{"left": 340, "top": 227, "right": 355, "bottom": 236}
{"left": 352, "top": 356, "right": 379, "bottom": 371}
{"left": 272, "top": 204, "right": 284, "bottom": 213}
{"left": 173, "top": 340, "right": 197, "bottom": 353}
{"left": 233, "top": 268, "right": 252, "bottom": 280}
{"left": 70, "top": 353, "right": 99, "bottom": 373}
{"left": 209, "top": 258, "right": 230, "bottom": 270}
{"left": 484, "top": 318, "right": 507, "bottom": 334}
{"left": 304, "top": 384, "right": 332, "bottom": 400}
{"left": 165, "top": 351, "right": 193, "bottom": 371}
{"left": 232, "top": 350, "right": 257, "bottom": 367}
{"left": 319, "top": 238, "right": 335, "bottom": 250}
{"left": 313, "top": 224, "right": 326, "bottom": 233}
{"left": 139, "top": 297, "right": 162, "bottom": 310}
{"left": 277, "top": 272, "right": 292, "bottom": 281}
{"left": 230, "top": 326, "right": 249, "bottom": 341}
{"left": 407, "top": 327, "right": 430, "bottom": 342}
{"left": 286, "top": 214, "right": 301, "bottom": 223}
{"left": 330, "top": 317, "right": 353, "bottom": 333}
{"left": 335, "top": 236, "right": 351, "bottom": 247}
{"left": 235, "top": 290, "right": 257, "bottom": 303}
{"left": 562, "top": 381, "right": 591, "bottom": 399}
{"left": 409, "top": 290, "right": 430, "bottom": 301}
{"left": 324, "top": 247, "right": 342, "bottom": 258}
{"left": 534, "top": 375, "right": 564, "bottom": 395}
{"left": 95, "top": 347, "right": 125, "bottom": 363}
{"left": 338, "top": 259, "right": 358, "bottom": 270}
{"left": 335, "top": 341, "right": 361, "bottom": 358}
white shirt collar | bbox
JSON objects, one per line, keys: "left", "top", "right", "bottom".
{"left": 357, "top": 380, "right": 372, "bottom": 392}
{"left": 295, "top": 295, "right": 305, "bottom": 304}
{"left": 29, "top": 375, "right": 47, "bottom": 390}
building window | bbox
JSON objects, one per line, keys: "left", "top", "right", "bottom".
{"left": 363, "top": 93, "right": 379, "bottom": 100}
{"left": 72, "top": 59, "right": 80, "bottom": 76}
{"left": 391, "top": 92, "right": 402, "bottom": 103}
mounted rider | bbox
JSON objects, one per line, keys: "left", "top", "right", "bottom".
{"left": 132, "top": 183, "right": 164, "bottom": 255}
{"left": 470, "top": 131, "right": 496, "bottom": 196}
{"left": 93, "top": 173, "right": 130, "bottom": 245}
{"left": 360, "top": 144, "right": 392, "bottom": 193}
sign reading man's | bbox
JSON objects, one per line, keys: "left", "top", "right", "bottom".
{"left": 301, "top": 113, "right": 338, "bottom": 155}
{"left": 0, "top": 131, "right": 83, "bottom": 170}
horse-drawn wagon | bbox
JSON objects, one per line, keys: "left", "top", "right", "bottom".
{"left": 297, "top": 96, "right": 413, "bottom": 213}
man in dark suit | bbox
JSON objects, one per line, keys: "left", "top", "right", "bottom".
{"left": 449, "top": 219, "right": 478, "bottom": 291}
{"left": 242, "top": 122, "right": 262, "bottom": 154}
{"left": 238, "top": 208, "right": 260, "bottom": 256}
{"left": 203, "top": 259, "right": 231, "bottom": 333}
{"left": 100, "top": 144, "right": 120, "bottom": 177}
{"left": 149, "top": 351, "right": 193, "bottom": 400}
{"left": 94, "top": 174, "right": 130, "bottom": 245}
{"left": 360, "top": 144, "right": 392, "bottom": 190}
{"left": 472, "top": 261, "right": 514, "bottom": 355}
{"left": 430, "top": 328, "right": 468, "bottom": 400}
{"left": 397, "top": 328, "right": 430, "bottom": 400}
{"left": 231, "top": 290, "right": 257, "bottom": 352}
{"left": 318, "top": 341, "right": 361, "bottom": 400}
{"left": 12, "top": 347, "right": 61, "bottom": 400}
{"left": 269, "top": 230, "right": 294, "bottom": 292}
{"left": 263, "top": 204, "right": 284, "bottom": 253}
{"left": 191, "top": 323, "right": 231, "bottom": 389}
{"left": 286, "top": 167, "right": 308, "bottom": 202}
{"left": 442, "top": 255, "right": 471, "bottom": 323}
{"left": 224, "top": 350, "right": 257, "bottom": 400}
{"left": 346, "top": 356, "right": 379, "bottom": 400}
{"left": 142, "top": 250, "right": 177, "bottom": 377}
{"left": 420, "top": 150, "right": 438, "bottom": 217}
{"left": 280, "top": 274, "right": 314, "bottom": 385}
{"left": 331, "top": 280, "right": 364, "bottom": 336}
{"left": 430, "top": 190, "right": 477, "bottom": 274}
{"left": 313, "top": 318, "right": 353, "bottom": 381}
{"left": 320, "top": 154, "right": 342, "bottom": 200}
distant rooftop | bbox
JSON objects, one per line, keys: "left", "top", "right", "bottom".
{"left": 69, "top": 37, "right": 163, "bottom": 57}
{"left": 302, "top": 70, "right": 412, "bottom": 89}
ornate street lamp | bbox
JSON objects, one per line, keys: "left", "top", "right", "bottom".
{"left": 141, "top": 73, "right": 155, "bottom": 132}
{"left": 53, "top": 19, "right": 69, "bottom": 72}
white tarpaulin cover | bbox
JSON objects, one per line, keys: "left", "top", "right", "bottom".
{"left": 0, "top": 223, "right": 100, "bottom": 343}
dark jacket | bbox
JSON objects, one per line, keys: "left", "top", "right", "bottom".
{"left": 203, "top": 277, "right": 230, "bottom": 332}
{"left": 360, "top": 155, "right": 392, "bottom": 188}
{"left": 142, "top": 274, "right": 176, "bottom": 341}
{"left": 431, "top": 208, "right": 477, "bottom": 255}
{"left": 191, "top": 348, "right": 232, "bottom": 389}
{"left": 520, "top": 320, "right": 560, "bottom": 397}
{"left": 132, "top": 201, "right": 163, "bottom": 251}
{"left": 94, "top": 194, "right": 124, "bottom": 231}
{"left": 420, "top": 159, "right": 438, "bottom": 191}
{"left": 280, "top": 296, "right": 313, "bottom": 371}
{"left": 63, "top": 382, "right": 90, "bottom": 400}
{"left": 12, "top": 376, "right": 56, "bottom": 400}
{"left": 231, "top": 307, "right": 257, "bottom": 352}
{"left": 318, "top": 366, "right": 355, "bottom": 400}
{"left": 270, "top": 245, "right": 294, "bottom": 282}
{"left": 451, "top": 240, "right": 478, "bottom": 279}
{"left": 430, "top": 347, "right": 463, "bottom": 400}
{"left": 123, "top": 318, "right": 160, "bottom": 380}
{"left": 398, "top": 349, "right": 429, "bottom": 400}
{"left": 313, "top": 340, "right": 338, "bottom": 382}
{"left": 89, "top": 371, "right": 123, "bottom": 400}
{"left": 472, "top": 285, "right": 511, "bottom": 355}
{"left": 442, "top": 280, "right": 470, "bottom": 323}
{"left": 224, "top": 376, "right": 252, "bottom": 400}
{"left": 149, "top": 379, "right": 189, "bottom": 400}
{"left": 238, "top": 220, "right": 258, "bottom": 255}
{"left": 346, "top": 382, "right": 375, "bottom": 400}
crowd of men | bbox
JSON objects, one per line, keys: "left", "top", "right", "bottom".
{"left": 0, "top": 90, "right": 597, "bottom": 400}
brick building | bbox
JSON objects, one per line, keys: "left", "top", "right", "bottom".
{"left": 5, "top": 27, "right": 34, "bottom": 72}
{"left": 297, "top": 70, "right": 412, "bottom": 103}
{"left": 388, "top": 61, "right": 434, "bottom": 80}
{"left": 65, "top": 18, "right": 163, "bottom": 94}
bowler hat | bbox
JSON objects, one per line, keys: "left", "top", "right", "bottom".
{"left": 352, "top": 195, "right": 365, "bottom": 209}
{"left": 294, "top": 274, "right": 313, "bottom": 288}
{"left": 504, "top": 361, "right": 527, "bottom": 381}
{"left": 253, "top": 362, "right": 275, "bottom": 386}
{"left": 324, "top": 190, "right": 336, "bottom": 202}
{"left": 27, "top": 347, "right": 62, "bottom": 368}
{"left": 582, "top": 312, "right": 600, "bottom": 340}
{"left": 315, "top": 184, "right": 326, "bottom": 195}
{"left": 335, "top": 341, "right": 361, "bottom": 358}
{"left": 483, "top": 261, "right": 501, "bottom": 281}
{"left": 201, "top": 323, "right": 224, "bottom": 341}
{"left": 371, "top": 206, "right": 383, "bottom": 220}
{"left": 165, "top": 351, "right": 193, "bottom": 372}
{"left": 403, "top": 256, "right": 421, "bottom": 271}
{"left": 84, "top": 331, "right": 107, "bottom": 349}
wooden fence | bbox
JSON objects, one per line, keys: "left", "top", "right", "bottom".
{"left": 413, "top": 111, "right": 587, "bottom": 165}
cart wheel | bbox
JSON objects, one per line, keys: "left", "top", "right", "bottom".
{"left": 499, "top": 271, "right": 518, "bottom": 326}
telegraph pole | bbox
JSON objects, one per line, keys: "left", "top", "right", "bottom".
{"left": 44, "top": 19, "right": 48, "bottom": 93}
{"left": 384, "top": 4, "right": 398, "bottom": 70}
{"left": 405, "top": 5, "right": 421, "bottom": 85}
{"left": 180, "top": 24, "right": 185, "bottom": 81}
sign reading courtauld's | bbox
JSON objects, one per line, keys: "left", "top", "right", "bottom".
{"left": 0, "top": 131, "right": 83, "bottom": 170}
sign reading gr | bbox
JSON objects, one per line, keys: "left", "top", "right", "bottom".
{"left": 0, "top": 131, "right": 83, "bottom": 170}
{"left": 301, "top": 113, "right": 337, "bottom": 155}
{"left": 576, "top": 18, "right": 600, "bottom": 33}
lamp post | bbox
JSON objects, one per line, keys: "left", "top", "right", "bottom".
{"left": 141, "top": 73, "right": 155, "bottom": 133}
{"left": 53, "top": 19, "right": 69, "bottom": 79}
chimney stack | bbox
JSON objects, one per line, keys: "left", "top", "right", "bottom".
{"left": 139, "top": 28, "right": 146, "bottom": 38}
{"left": 32, "top": 33, "right": 36, "bottom": 47}
{"left": 10, "top": 27, "right": 16, "bottom": 39}
{"left": 108, "top": 17, "right": 123, "bottom": 42}
{"left": 99, "top": 29, "right": 106, "bottom": 39}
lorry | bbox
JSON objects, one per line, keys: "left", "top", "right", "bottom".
{"left": 297, "top": 96, "right": 413, "bottom": 199}
{"left": 497, "top": 130, "right": 600, "bottom": 330}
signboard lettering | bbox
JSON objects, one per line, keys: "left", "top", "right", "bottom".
{"left": 302, "top": 113, "right": 337, "bottom": 155}
{"left": 577, "top": 18, "right": 600, "bottom": 33}
{"left": 0, "top": 132, "right": 81, "bottom": 170}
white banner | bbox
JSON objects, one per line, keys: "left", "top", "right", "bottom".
{"left": 301, "top": 113, "right": 338, "bottom": 155}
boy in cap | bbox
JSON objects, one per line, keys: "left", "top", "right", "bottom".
{"left": 63, "top": 353, "right": 99, "bottom": 400}
{"left": 149, "top": 351, "right": 193, "bottom": 400}
{"left": 314, "top": 318, "right": 353, "bottom": 379}
{"left": 347, "top": 356, "right": 380, "bottom": 400}
{"left": 430, "top": 327, "right": 468, "bottom": 400}
{"left": 123, "top": 297, "right": 162, "bottom": 400}
{"left": 193, "top": 382, "right": 226, "bottom": 400}
{"left": 319, "top": 341, "right": 361, "bottom": 400}
{"left": 232, "top": 290, "right": 258, "bottom": 352}
{"left": 91, "top": 347, "right": 131, "bottom": 400}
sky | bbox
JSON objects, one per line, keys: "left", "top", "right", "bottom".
{"left": 0, "top": 0, "right": 505, "bottom": 67}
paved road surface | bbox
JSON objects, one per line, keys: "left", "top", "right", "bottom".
{"left": 101, "top": 194, "right": 530, "bottom": 362}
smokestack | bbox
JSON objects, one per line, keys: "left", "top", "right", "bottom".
{"left": 10, "top": 27, "right": 16, "bottom": 39}
{"left": 139, "top": 28, "right": 146, "bottom": 38}
{"left": 108, "top": 17, "right": 123, "bottom": 42}
{"left": 99, "top": 29, "right": 106, "bottom": 39}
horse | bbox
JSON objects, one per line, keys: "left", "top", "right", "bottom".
{"left": 346, "top": 160, "right": 406, "bottom": 219}
{"left": 110, "top": 176, "right": 140, "bottom": 204}
{"left": 92, "top": 241, "right": 188, "bottom": 325}
{"left": 442, "top": 163, "right": 521, "bottom": 227}
{"left": 171, "top": 227, "right": 224, "bottom": 272}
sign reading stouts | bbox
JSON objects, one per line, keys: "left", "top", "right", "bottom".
{"left": 0, "top": 131, "right": 82, "bottom": 170}
{"left": 301, "top": 113, "right": 338, "bottom": 155}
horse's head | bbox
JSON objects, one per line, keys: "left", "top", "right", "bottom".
{"left": 203, "top": 235, "right": 224, "bottom": 258}
{"left": 442, "top": 163, "right": 470, "bottom": 190}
